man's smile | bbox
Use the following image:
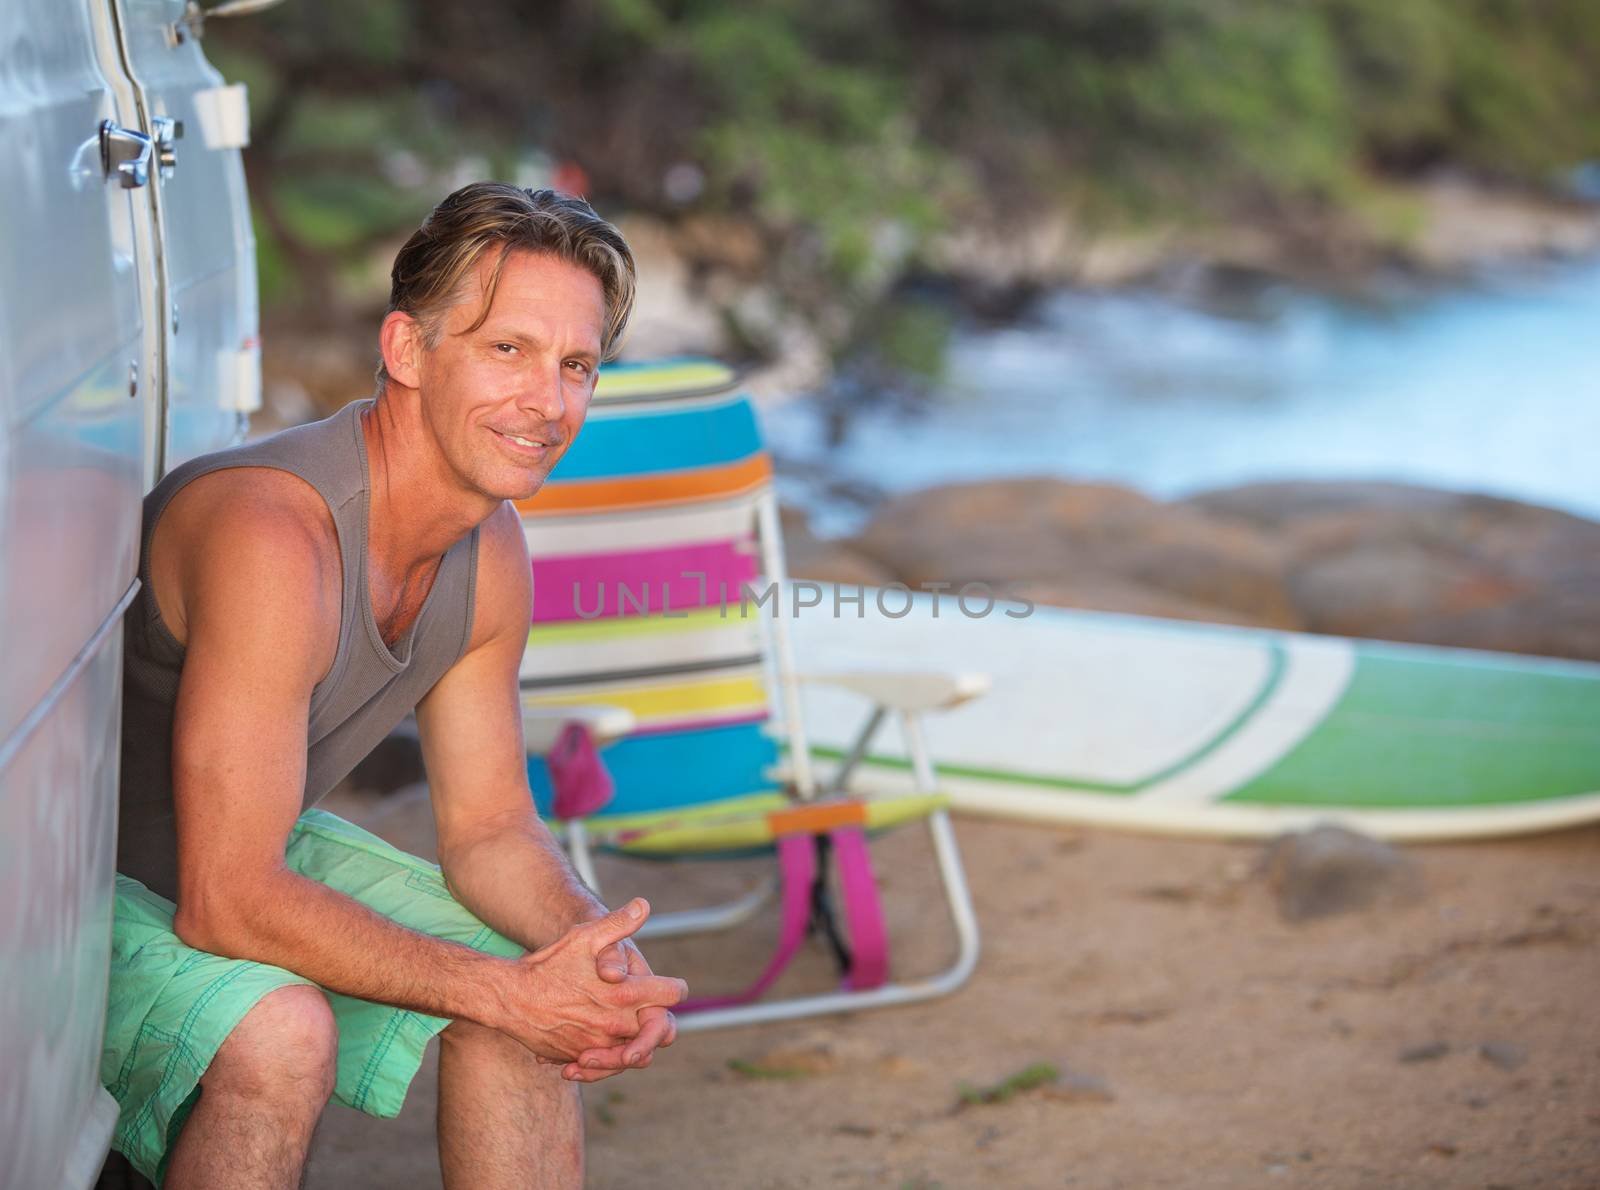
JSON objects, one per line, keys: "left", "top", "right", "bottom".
{"left": 490, "top": 427, "right": 556, "bottom": 459}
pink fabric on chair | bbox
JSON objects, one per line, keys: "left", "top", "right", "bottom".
{"left": 676, "top": 819, "right": 891, "bottom": 1013}
{"left": 831, "top": 826, "right": 888, "bottom": 991}
{"left": 531, "top": 541, "right": 758, "bottom": 622}
{"left": 547, "top": 722, "right": 615, "bottom": 821}
{"left": 679, "top": 833, "right": 817, "bottom": 1012}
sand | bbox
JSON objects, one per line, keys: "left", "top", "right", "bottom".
{"left": 306, "top": 792, "right": 1600, "bottom": 1189}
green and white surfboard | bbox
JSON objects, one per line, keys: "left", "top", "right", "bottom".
{"left": 792, "top": 588, "right": 1600, "bottom": 840}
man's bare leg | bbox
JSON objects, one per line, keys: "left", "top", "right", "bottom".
{"left": 164, "top": 985, "right": 338, "bottom": 1190}
{"left": 436, "top": 1018, "right": 583, "bottom": 1189}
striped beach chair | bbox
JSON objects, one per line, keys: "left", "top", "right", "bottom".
{"left": 517, "top": 358, "right": 982, "bottom": 1030}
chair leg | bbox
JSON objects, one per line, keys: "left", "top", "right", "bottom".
{"left": 825, "top": 706, "right": 887, "bottom": 795}
{"left": 676, "top": 707, "right": 981, "bottom": 1031}
{"left": 637, "top": 874, "right": 781, "bottom": 939}
{"left": 566, "top": 820, "right": 603, "bottom": 897}
{"left": 565, "top": 820, "right": 780, "bottom": 939}
{"left": 675, "top": 807, "right": 980, "bottom": 1031}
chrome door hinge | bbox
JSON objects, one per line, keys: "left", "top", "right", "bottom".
{"left": 152, "top": 116, "right": 183, "bottom": 179}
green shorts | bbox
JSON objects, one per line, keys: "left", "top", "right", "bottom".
{"left": 100, "top": 809, "right": 522, "bottom": 1184}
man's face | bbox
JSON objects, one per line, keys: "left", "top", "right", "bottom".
{"left": 413, "top": 249, "right": 605, "bottom": 503}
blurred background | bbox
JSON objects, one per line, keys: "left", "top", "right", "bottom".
{"left": 197, "top": 6, "right": 1600, "bottom": 1187}
{"left": 216, "top": 0, "right": 1600, "bottom": 663}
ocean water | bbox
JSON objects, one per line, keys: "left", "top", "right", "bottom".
{"left": 765, "top": 257, "right": 1600, "bottom": 536}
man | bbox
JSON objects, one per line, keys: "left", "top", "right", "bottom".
{"left": 102, "top": 184, "right": 685, "bottom": 1188}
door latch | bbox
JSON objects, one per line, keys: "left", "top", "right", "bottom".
{"left": 99, "top": 122, "right": 153, "bottom": 189}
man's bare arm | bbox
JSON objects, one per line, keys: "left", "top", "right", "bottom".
{"left": 415, "top": 502, "right": 682, "bottom": 1078}
{"left": 162, "top": 474, "right": 681, "bottom": 1062}
{"left": 416, "top": 502, "right": 607, "bottom": 947}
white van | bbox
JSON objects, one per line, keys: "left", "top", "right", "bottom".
{"left": 0, "top": 2, "right": 264, "bottom": 1185}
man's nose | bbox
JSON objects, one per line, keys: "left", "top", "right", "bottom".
{"left": 517, "top": 362, "right": 567, "bottom": 422}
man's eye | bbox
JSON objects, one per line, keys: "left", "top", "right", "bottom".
{"left": 494, "top": 343, "right": 517, "bottom": 354}
{"left": 565, "top": 360, "right": 591, "bottom": 376}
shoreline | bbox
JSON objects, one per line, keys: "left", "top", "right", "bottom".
{"left": 614, "top": 175, "right": 1600, "bottom": 401}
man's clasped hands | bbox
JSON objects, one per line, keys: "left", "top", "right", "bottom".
{"left": 497, "top": 897, "right": 687, "bottom": 1083}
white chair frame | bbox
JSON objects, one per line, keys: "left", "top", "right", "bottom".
{"left": 525, "top": 488, "right": 984, "bottom": 1030}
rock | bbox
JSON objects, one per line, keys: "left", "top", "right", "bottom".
{"left": 1284, "top": 542, "right": 1526, "bottom": 639}
{"left": 1091, "top": 507, "right": 1299, "bottom": 625}
{"left": 1398, "top": 1041, "right": 1450, "bottom": 1063}
{"left": 1405, "top": 178, "right": 1600, "bottom": 272}
{"left": 1260, "top": 824, "right": 1423, "bottom": 922}
{"left": 1478, "top": 1041, "right": 1529, "bottom": 1072}
{"left": 852, "top": 478, "right": 1157, "bottom": 585}
{"left": 1185, "top": 481, "right": 1468, "bottom": 531}
{"left": 1187, "top": 481, "right": 1600, "bottom": 660}
{"left": 779, "top": 505, "right": 897, "bottom": 586}
{"left": 850, "top": 478, "right": 1299, "bottom": 627}
{"left": 929, "top": 213, "right": 1177, "bottom": 291}
{"left": 781, "top": 475, "right": 1598, "bottom": 657}
{"left": 611, "top": 216, "right": 729, "bottom": 360}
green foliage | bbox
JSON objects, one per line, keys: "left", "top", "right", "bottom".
{"left": 726, "top": 1057, "right": 815, "bottom": 1080}
{"left": 211, "top": 0, "right": 1600, "bottom": 340}
{"left": 956, "top": 1061, "right": 1060, "bottom": 1106}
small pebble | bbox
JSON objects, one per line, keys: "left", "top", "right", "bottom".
{"left": 1260, "top": 824, "right": 1423, "bottom": 922}
{"left": 1398, "top": 1041, "right": 1450, "bottom": 1063}
{"left": 1478, "top": 1041, "right": 1528, "bottom": 1071}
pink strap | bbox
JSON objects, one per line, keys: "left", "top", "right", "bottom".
{"left": 679, "top": 833, "right": 816, "bottom": 1012}
{"left": 831, "top": 826, "right": 888, "bottom": 991}
{"left": 677, "top": 819, "right": 893, "bottom": 1013}
{"left": 547, "top": 723, "right": 615, "bottom": 820}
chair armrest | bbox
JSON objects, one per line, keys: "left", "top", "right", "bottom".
{"left": 521, "top": 703, "right": 636, "bottom": 754}
{"left": 796, "top": 670, "right": 990, "bottom": 713}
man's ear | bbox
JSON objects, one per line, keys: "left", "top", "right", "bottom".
{"left": 379, "top": 311, "right": 425, "bottom": 389}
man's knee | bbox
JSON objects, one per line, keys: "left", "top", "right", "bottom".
{"left": 440, "top": 1017, "right": 529, "bottom": 1061}
{"left": 206, "top": 985, "right": 339, "bottom": 1105}
{"left": 440, "top": 1019, "right": 560, "bottom": 1080}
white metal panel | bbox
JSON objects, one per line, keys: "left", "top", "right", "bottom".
{"left": 0, "top": 0, "right": 149, "bottom": 745}
{"left": 0, "top": 609, "right": 128, "bottom": 1190}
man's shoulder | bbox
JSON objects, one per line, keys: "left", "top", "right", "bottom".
{"left": 164, "top": 466, "right": 340, "bottom": 563}
{"left": 154, "top": 401, "right": 360, "bottom": 534}
{"left": 152, "top": 466, "right": 343, "bottom": 654}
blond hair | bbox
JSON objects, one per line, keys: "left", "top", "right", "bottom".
{"left": 376, "top": 183, "right": 635, "bottom": 389}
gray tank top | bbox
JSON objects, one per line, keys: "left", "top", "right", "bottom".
{"left": 118, "top": 399, "right": 480, "bottom": 899}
